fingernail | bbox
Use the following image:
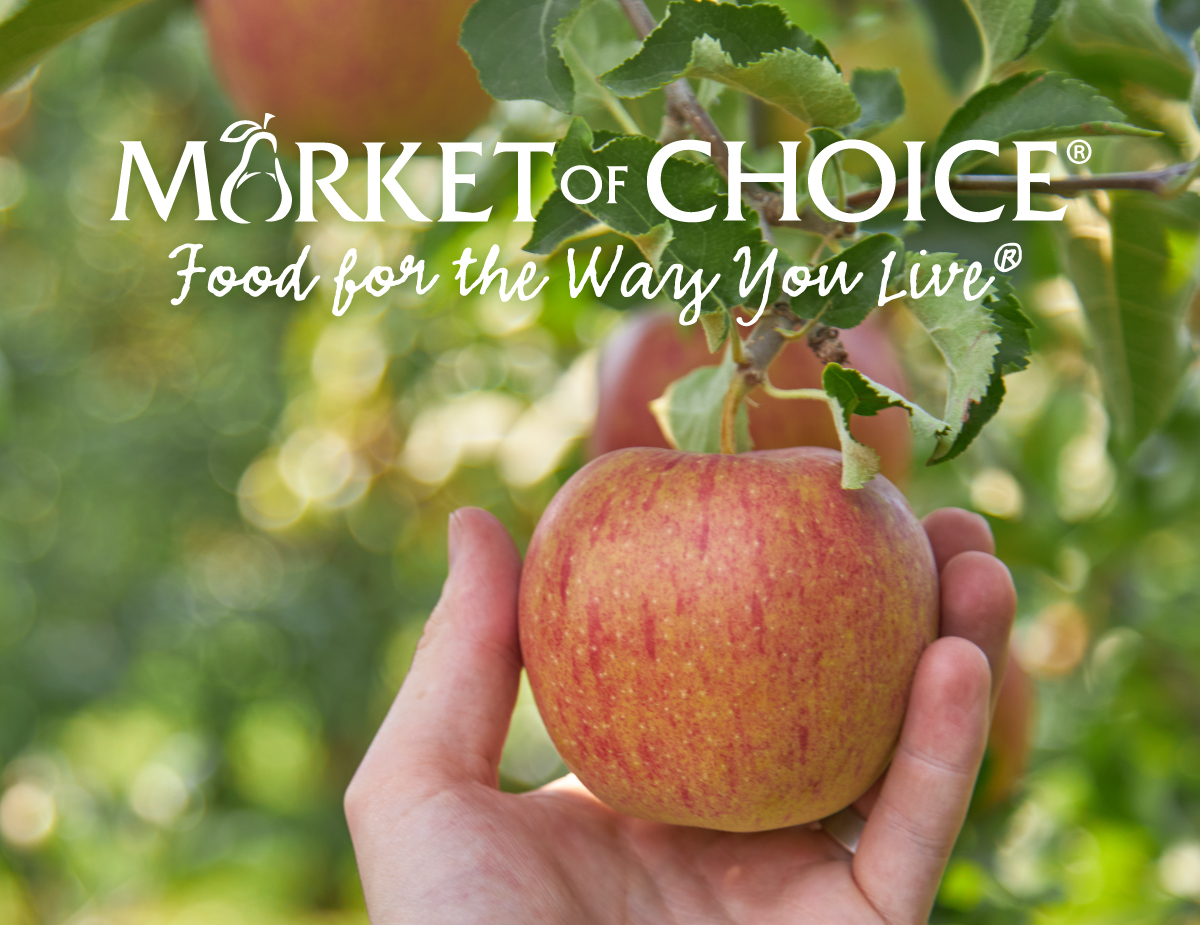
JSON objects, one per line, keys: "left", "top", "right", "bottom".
{"left": 447, "top": 510, "right": 463, "bottom": 570}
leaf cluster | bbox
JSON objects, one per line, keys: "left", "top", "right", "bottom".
{"left": 458, "top": 0, "right": 1190, "bottom": 476}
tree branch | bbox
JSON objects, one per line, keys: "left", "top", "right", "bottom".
{"left": 618, "top": 0, "right": 656, "bottom": 36}
{"left": 839, "top": 161, "right": 1196, "bottom": 211}
{"left": 712, "top": 303, "right": 847, "bottom": 452}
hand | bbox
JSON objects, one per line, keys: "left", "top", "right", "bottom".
{"left": 346, "top": 506, "right": 1016, "bottom": 925}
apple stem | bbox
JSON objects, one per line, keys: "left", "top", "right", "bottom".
{"left": 719, "top": 303, "right": 797, "bottom": 453}
{"left": 719, "top": 375, "right": 750, "bottom": 454}
{"left": 729, "top": 330, "right": 747, "bottom": 365}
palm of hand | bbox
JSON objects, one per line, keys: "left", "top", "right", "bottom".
{"left": 348, "top": 508, "right": 1015, "bottom": 925}
{"left": 397, "top": 777, "right": 868, "bottom": 924}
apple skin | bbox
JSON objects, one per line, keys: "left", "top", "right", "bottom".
{"left": 590, "top": 311, "right": 913, "bottom": 485}
{"left": 519, "top": 446, "right": 939, "bottom": 831}
{"left": 200, "top": 0, "right": 493, "bottom": 149}
{"left": 978, "top": 657, "right": 1035, "bottom": 808}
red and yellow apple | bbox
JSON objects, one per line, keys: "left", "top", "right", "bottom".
{"left": 200, "top": 0, "right": 493, "bottom": 149}
{"left": 590, "top": 310, "right": 913, "bottom": 485}
{"left": 519, "top": 446, "right": 939, "bottom": 831}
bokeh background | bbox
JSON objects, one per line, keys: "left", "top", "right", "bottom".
{"left": 1, "top": 0, "right": 1199, "bottom": 922}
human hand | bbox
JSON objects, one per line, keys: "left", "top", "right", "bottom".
{"left": 346, "top": 506, "right": 1016, "bottom": 924}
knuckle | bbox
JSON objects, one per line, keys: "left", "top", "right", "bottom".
{"left": 902, "top": 738, "right": 977, "bottom": 782}
{"left": 882, "top": 803, "right": 946, "bottom": 860}
{"left": 343, "top": 771, "right": 375, "bottom": 834}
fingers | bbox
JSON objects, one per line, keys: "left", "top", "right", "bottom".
{"left": 939, "top": 551, "right": 1017, "bottom": 711}
{"left": 922, "top": 508, "right": 994, "bottom": 569}
{"left": 853, "top": 637, "right": 991, "bottom": 925}
{"left": 852, "top": 515, "right": 1016, "bottom": 818}
{"left": 353, "top": 508, "right": 524, "bottom": 795}
{"left": 923, "top": 507, "right": 1016, "bottom": 705}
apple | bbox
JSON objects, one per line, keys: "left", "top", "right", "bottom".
{"left": 519, "top": 446, "right": 939, "bottom": 831}
{"left": 978, "top": 657, "right": 1035, "bottom": 808}
{"left": 590, "top": 310, "right": 913, "bottom": 485}
{"left": 200, "top": 0, "right": 493, "bottom": 149}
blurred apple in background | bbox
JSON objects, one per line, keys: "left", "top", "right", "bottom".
{"left": 200, "top": 0, "right": 493, "bottom": 149}
{"left": 590, "top": 310, "right": 913, "bottom": 485}
{"left": 978, "top": 656, "right": 1036, "bottom": 808}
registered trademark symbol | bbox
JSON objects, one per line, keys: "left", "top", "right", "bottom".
{"left": 1067, "top": 139, "right": 1092, "bottom": 165}
{"left": 994, "top": 243, "right": 1022, "bottom": 272}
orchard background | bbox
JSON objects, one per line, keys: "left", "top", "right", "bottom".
{"left": 0, "top": 0, "right": 1199, "bottom": 922}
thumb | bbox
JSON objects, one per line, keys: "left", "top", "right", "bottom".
{"left": 359, "top": 507, "right": 523, "bottom": 794}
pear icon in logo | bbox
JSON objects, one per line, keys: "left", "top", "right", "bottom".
{"left": 219, "top": 114, "right": 292, "bottom": 223}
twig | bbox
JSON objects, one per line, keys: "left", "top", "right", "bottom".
{"left": 765, "top": 162, "right": 1196, "bottom": 231}
{"left": 740, "top": 303, "right": 803, "bottom": 377}
{"left": 838, "top": 162, "right": 1196, "bottom": 212}
{"left": 806, "top": 324, "right": 848, "bottom": 365}
{"left": 714, "top": 303, "right": 847, "bottom": 450}
{"left": 747, "top": 303, "right": 840, "bottom": 375}
{"left": 618, "top": 0, "right": 657, "bottom": 36}
{"left": 657, "top": 111, "right": 691, "bottom": 146}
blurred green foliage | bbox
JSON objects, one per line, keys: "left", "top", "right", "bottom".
{"left": 0, "top": 0, "right": 1198, "bottom": 923}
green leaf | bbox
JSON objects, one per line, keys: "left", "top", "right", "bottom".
{"left": 922, "top": 0, "right": 1063, "bottom": 79}
{"left": 803, "top": 126, "right": 846, "bottom": 218}
{"left": 789, "top": 233, "right": 904, "bottom": 330}
{"left": 0, "top": 0, "right": 150, "bottom": 90}
{"left": 650, "top": 347, "right": 751, "bottom": 454}
{"left": 600, "top": 0, "right": 860, "bottom": 127}
{"left": 806, "top": 125, "right": 844, "bottom": 154}
{"left": 913, "top": 0, "right": 983, "bottom": 92}
{"left": 903, "top": 252, "right": 1003, "bottom": 457}
{"left": 1063, "top": 191, "right": 1200, "bottom": 450}
{"left": 561, "top": 0, "right": 648, "bottom": 78}
{"left": 551, "top": 118, "right": 775, "bottom": 315}
{"left": 1019, "top": 0, "right": 1066, "bottom": 57}
{"left": 1157, "top": 0, "right": 1200, "bottom": 55}
{"left": 939, "top": 374, "right": 1007, "bottom": 465}
{"left": 845, "top": 68, "right": 905, "bottom": 138}
{"left": 822, "top": 364, "right": 948, "bottom": 489}
{"left": 933, "top": 71, "right": 1158, "bottom": 174}
{"left": 524, "top": 190, "right": 600, "bottom": 255}
{"left": 1192, "top": 28, "right": 1200, "bottom": 131}
{"left": 699, "top": 308, "right": 731, "bottom": 352}
{"left": 806, "top": 125, "right": 845, "bottom": 158}
{"left": 460, "top": 0, "right": 583, "bottom": 112}
{"left": 965, "top": 0, "right": 1039, "bottom": 72}
{"left": 987, "top": 277, "right": 1035, "bottom": 375}
{"left": 936, "top": 279, "right": 1034, "bottom": 462}
{"left": 1063, "top": 0, "right": 1190, "bottom": 72}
